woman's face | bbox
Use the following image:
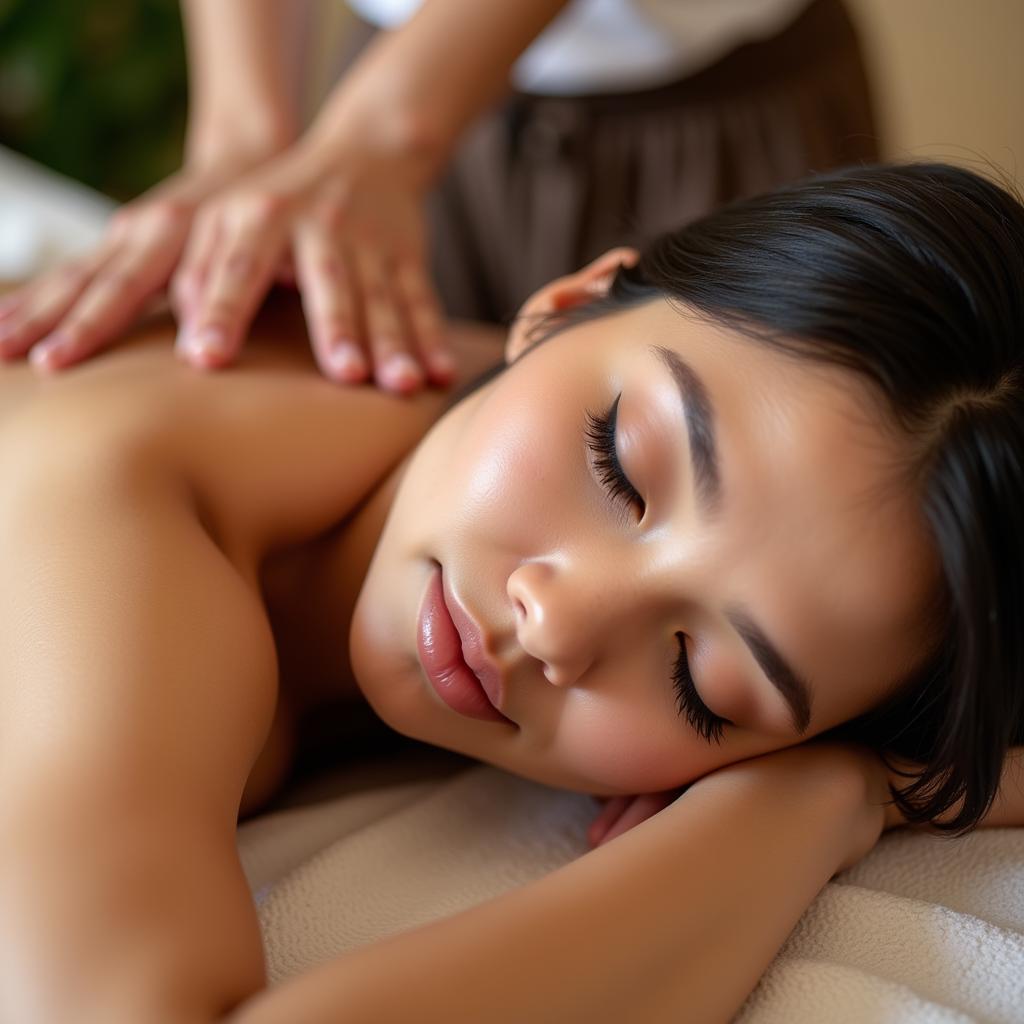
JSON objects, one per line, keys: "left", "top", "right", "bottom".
{"left": 350, "top": 284, "right": 939, "bottom": 796}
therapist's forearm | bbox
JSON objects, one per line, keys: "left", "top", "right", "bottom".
{"left": 230, "top": 746, "right": 876, "bottom": 1024}
{"left": 180, "top": 0, "right": 300, "bottom": 167}
{"left": 301, "top": 0, "right": 572, "bottom": 186}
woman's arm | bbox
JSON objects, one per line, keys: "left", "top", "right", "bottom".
{"left": 589, "top": 744, "right": 1024, "bottom": 851}
{"left": 231, "top": 744, "right": 883, "bottom": 1024}
{"left": 0, "top": 414, "right": 276, "bottom": 1023}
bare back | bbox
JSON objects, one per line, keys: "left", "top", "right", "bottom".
{"left": 0, "top": 295, "right": 504, "bottom": 1021}
{"left": 0, "top": 295, "right": 504, "bottom": 811}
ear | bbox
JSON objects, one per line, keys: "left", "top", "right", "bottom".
{"left": 505, "top": 246, "right": 640, "bottom": 364}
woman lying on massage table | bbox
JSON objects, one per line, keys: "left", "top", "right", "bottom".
{"left": 0, "top": 162, "right": 1022, "bottom": 1023}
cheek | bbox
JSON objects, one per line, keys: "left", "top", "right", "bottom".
{"left": 451, "top": 370, "right": 590, "bottom": 541}
{"left": 551, "top": 691, "right": 718, "bottom": 794}
{"left": 458, "top": 414, "right": 537, "bottom": 528}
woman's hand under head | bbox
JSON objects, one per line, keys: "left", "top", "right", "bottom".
{"left": 349, "top": 247, "right": 942, "bottom": 801}
{"left": 586, "top": 744, "right": 912, "bottom": 850}
{"left": 585, "top": 740, "right": 905, "bottom": 888}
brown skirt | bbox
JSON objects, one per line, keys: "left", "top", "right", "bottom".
{"left": 339, "top": 0, "right": 879, "bottom": 323}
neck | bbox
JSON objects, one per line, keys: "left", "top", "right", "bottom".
{"left": 264, "top": 454, "right": 413, "bottom": 716}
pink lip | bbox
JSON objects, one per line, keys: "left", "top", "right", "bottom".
{"left": 443, "top": 577, "right": 508, "bottom": 716}
{"left": 417, "top": 564, "right": 511, "bottom": 724}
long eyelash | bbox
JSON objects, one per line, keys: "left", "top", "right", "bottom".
{"left": 673, "top": 632, "right": 729, "bottom": 745}
{"left": 584, "top": 395, "right": 645, "bottom": 515}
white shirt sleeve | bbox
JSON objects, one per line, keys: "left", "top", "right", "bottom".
{"left": 345, "top": 0, "right": 812, "bottom": 95}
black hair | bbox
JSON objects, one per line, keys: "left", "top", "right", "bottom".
{"left": 527, "top": 162, "right": 1024, "bottom": 835}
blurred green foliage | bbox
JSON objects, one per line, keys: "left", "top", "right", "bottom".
{"left": 0, "top": 0, "right": 188, "bottom": 201}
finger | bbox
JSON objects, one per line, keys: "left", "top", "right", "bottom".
{"left": 595, "top": 793, "right": 675, "bottom": 848}
{"left": 393, "top": 256, "right": 455, "bottom": 386}
{"left": 586, "top": 796, "right": 631, "bottom": 848}
{"left": 0, "top": 253, "right": 110, "bottom": 361}
{"left": 293, "top": 222, "right": 367, "bottom": 384}
{"left": 351, "top": 245, "right": 424, "bottom": 395}
{"left": 28, "top": 245, "right": 175, "bottom": 371}
{"left": 0, "top": 290, "right": 26, "bottom": 320}
{"left": 18, "top": 198, "right": 190, "bottom": 369}
{"left": 170, "top": 209, "right": 221, "bottom": 328}
{"left": 178, "top": 220, "right": 284, "bottom": 368}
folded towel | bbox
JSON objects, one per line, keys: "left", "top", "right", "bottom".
{"left": 237, "top": 762, "right": 1024, "bottom": 1022}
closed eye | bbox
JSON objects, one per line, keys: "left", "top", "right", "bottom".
{"left": 584, "top": 394, "right": 645, "bottom": 519}
{"left": 673, "top": 632, "right": 731, "bottom": 744}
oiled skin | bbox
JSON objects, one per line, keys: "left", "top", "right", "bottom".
{"left": 0, "top": 296, "right": 504, "bottom": 1023}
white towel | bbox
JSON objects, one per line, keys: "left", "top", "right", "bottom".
{"left": 237, "top": 761, "right": 1024, "bottom": 1022}
{"left": 0, "top": 145, "right": 114, "bottom": 282}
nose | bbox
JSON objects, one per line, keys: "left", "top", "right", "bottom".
{"left": 506, "top": 559, "right": 602, "bottom": 687}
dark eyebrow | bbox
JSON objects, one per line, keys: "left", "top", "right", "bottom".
{"left": 648, "top": 344, "right": 814, "bottom": 736}
{"left": 726, "top": 605, "right": 814, "bottom": 735}
{"left": 650, "top": 345, "right": 722, "bottom": 517}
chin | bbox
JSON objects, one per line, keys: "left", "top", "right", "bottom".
{"left": 348, "top": 590, "right": 416, "bottom": 725}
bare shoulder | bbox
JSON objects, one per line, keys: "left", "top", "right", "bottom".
{"left": 0, "top": 300, "right": 504, "bottom": 817}
{"left": 0, "top": 295, "right": 505, "bottom": 561}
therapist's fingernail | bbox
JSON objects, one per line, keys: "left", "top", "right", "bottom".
{"left": 181, "top": 327, "right": 229, "bottom": 362}
{"left": 29, "top": 332, "right": 71, "bottom": 370}
{"left": 327, "top": 341, "right": 368, "bottom": 381}
{"left": 427, "top": 350, "right": 456, "bottom": 383}
{"left": 378, "top": 352, "right": 423, "bottom": 393}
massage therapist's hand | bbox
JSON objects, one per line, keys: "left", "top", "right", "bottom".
{"left": 0, "top": 151, "right": 281, "bottom": 371}
{"left": 171, "top": 138, "right": 455, "bottom": 394}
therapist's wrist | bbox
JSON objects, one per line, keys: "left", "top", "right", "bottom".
{"left": 184, "top": 109, "right": 298, "bottom": 177}
{"left": 299, "top": 84, "right": 454, "bottom": 194}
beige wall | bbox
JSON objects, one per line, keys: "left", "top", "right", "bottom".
{"left": 846, "top": 0, "right": 1023, "bottom": 186}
